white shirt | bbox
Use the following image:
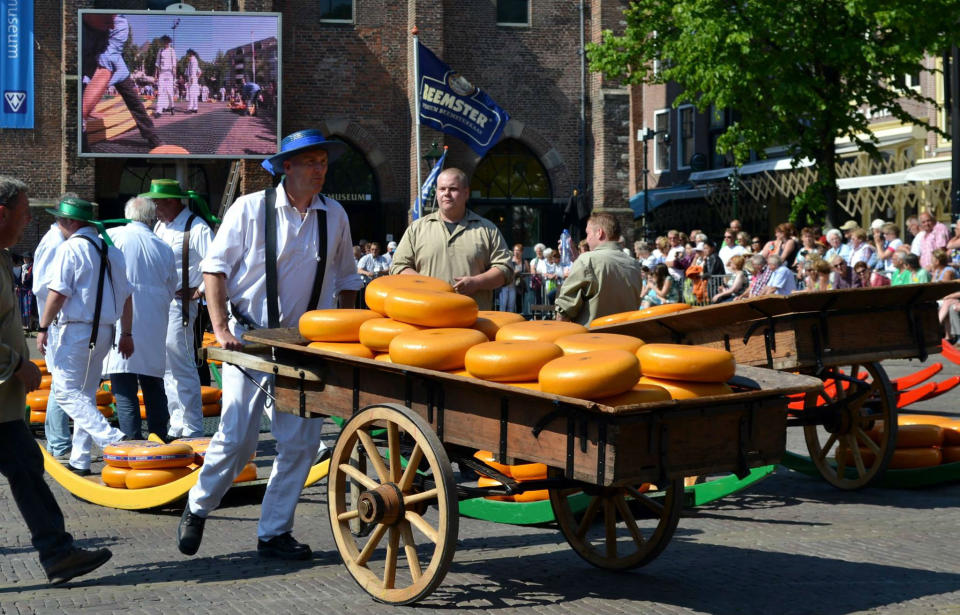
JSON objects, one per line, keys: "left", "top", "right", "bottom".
{"left": 155, "top": 207, "right": 213, "bottom": 291}
{"left": 156, "top": 46, "right": 177, "bottom": 73}
{"left": 201, "top": 185, "right": 363, "bottom": 328}
{"left": 767, "top": 265, "right": 797, "bottom": 296}
{"left": 187, "top": 55, "right": 200, "bottom": 82}
{"left": 32, "top": 223, "right": 65, "bottom": 316}
{"left": 718, "top": 243, "right": 745, "bottom": 273}
{"left": 104, "top": 223, "right": 179, "bottom": 377}
{"left": 47, "top": 226, "right": 132, "bottom": 325}
{"left": 357, "top": 253, "right": 390, "bottom": 281}
{"left": 910, "top": 230, "right": 925, "bottom": 256}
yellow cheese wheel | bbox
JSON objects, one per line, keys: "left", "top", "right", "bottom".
{"left": 202, "top": 403, "right": 221, "bottom": 417}
{"left": 125, "top": 466, "right": 193, "bottom": 489}
{"left": 98, "top": 404, "right": 113, "bottom": 418}
{"left": 39, "top": 374, "right": 52, "bottom": 389}
{"left": 364, "top": 274, "right": 455, "bottom": 315}
{"left": 374, "top": 353, "right": 393, "bottom": 362}
{"left": 945, "top": 423, "right": 960, "bottom": 446}
{"left": 233, "top": 462, "right": 258, "bottom": 483}
{"left": 446, "top": 369, "right": 472, "bottom": 377}
{"left": 100, "top": 380, "right": 111, "bottom": 391}
{"left": 389, "top": 328, "right": 488, "bottom": 371}
{"left": 898, "top": 414, "right": 960, "bottom": 445}
{"left": 30, "top": 358, "right": 45, "bottom": 369}
{"left": 589, "top": 304, "right": 691, "bottom": 328}
{"left": 139, "top": 405, "right": 146, "bottom": 420}
{"left": 101, "top": 465, "right": 129, "bottom": 489}
{"left": 29, "top": 410, "right": 45, "bottom": 423}
{"left": 556, "top": 332, "right": 644, "bottom": 355}
{"left": 538, "top": 350, "right": 640, "bottom": 400}
{"left": 26, "top": 389, "right": 49, "bottom": 411}
{"left": 496, "top": 320, "right": 588, "bottom": 343}
{"left": 636, "top": 344, "right": 736, "bottom": 383}
{"left": 587, "top": 311, "right": 636, "bottom": 328}
{"left": 507, "top": 381, "right": 540, "bottom": 391}
{"left": 201, "top": 386, "right": 221, "bottom": 403}
{"left": 597, "top": 383, "right": 672, "bottom": 407}
{"left": 298, "top": 309, "right": 381, "bottom": 342}
{"left": 464, "top": 340, "right": 563, "bottom": 382}
{"left": 636, "top": 376, "right": 734, "bottom": 400}
{"left": 172, "top": 437, "right": 212, "bottom": 465}
{"left": 384, "top": 287, "right": 478, "bottom": 328}
{"left": 126, "top": 442, "right": 195, "bottom": 469}
{"left": 840, "top": 446, "right": 942, "bottom": 469}
{"left": 473, "top": 450, "right": 515, "bottom": 477}
{"left": 942, "top": 446, "right": 960, "bottom": 464}
{"left": 103, "top": 440, "right": 156, "bottom": 468}
{"left": 472, "top": 311, "right": 526, "bottom": 340}
{"left": 95, "top": 390, "right": 113, "bottom": 405}
{"left": 509, "top": 462, "right": 548, "bottom": 481}
{"left": 868, "top": 423, "right": 944, "bottom": 448}
{"left": 358, "top": 318, "right": 424, "bottom": 352}
{"left": 477, "top": 477, "right": 549, "bottom": 502}
{"left": 306, "top": 341, "right": 376, "bottom": 359}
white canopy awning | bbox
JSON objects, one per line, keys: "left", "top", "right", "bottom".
{"left": 837, "top": 160, "right": 952, "bottom": 191}
{"left": 688, "top": 157, "right": 815, "bottom": 182}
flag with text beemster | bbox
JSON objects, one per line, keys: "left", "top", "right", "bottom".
{"left": 417, "top": 41, "right": 509, "bottom": 157}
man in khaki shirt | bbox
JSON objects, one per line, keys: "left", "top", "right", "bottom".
{"left": 555, "top": 213, "right": 645, "bottom": 325}
{"left": 390, "top": 168, "right": 512, "bottom": 310}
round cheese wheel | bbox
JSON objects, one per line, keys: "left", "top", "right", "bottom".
{"left": 896, "top": 424, "right": 944, "bottom": 448}
{"left": 472, "top": 311, "right": 526, "bottom": 340}
{"left": 30, "top": 358, "right": 45, "bottom": 369}
{"left": 509, "top": 462, "right": 547, "bottom": 481}
{"left": 126, "top": 442, "right": 195, "bottom": 469}
{"left": 597, "top": 383, "right": 672, "bottom": 407}
{"left": 202, "top": 403, "right": 221, "bottom": 417}
{"left": 538, "top": 350, "right": 640, "bottom": 400}
{"left": 200, "top": 386, "right": 221, "bottom": 403}
{"left": 841, "top": 447, "right": 942, "bottom": 469}
{"left": 365, "top": 274, "right": 455, "bottom": 315}
{"left": 508, "top": 381, "right": 540, "bottom": 391}
{"left": 464, "top": 340, "right": 563, "bottom": 382}
{"left": 944, "top": 423, "right": 960, "bottom": 446}
{"left": 233, "top": 462, "right": 258, "bottom": 483}
{"left": 26, "top": 389, "right": 49, "bottom": 411}
{"left": 636, "top": 376, "right": 734, "bottom": 400}
{"left": 384, "top": 288, "right": 478, "bottom": 328}
{"left": 898, "top": 414, "right": 960, "bottom": 445}
{"left": 446, "top": 369, "right": 472, "bottom": 377}
{"left": 306, "top": 341, "right": 376, "bottom": 359}
{"left": 477, "top": 477, "right": 549, "bottom": 502}
{"left": 556, "top": 333, "right": 644, "bottom": 355}
{"left": 95, "top": 390, "right": 113, "bottom": 405}
{"left": 389, "top": 328, "right": 488, "bottom": 371}
{"left": 374, "top": 353, "right": 393, "bottom": 362}
{"left": 636, "top": 343, "right": 736, "bottom": 383}
{"left": 358, "top": 318, "right": 424, "bottom": 352}
{"left": 103, "top": 440, "right": 156, "bottom": 468}
{"left": 101, "top": 465, "right": 129, "bottom": 489}
{"left": 942, "top": 446, "right": 960, "bottom": 464}
{"left": 125, "top": 466, "right": 193, "bottom": 489}
{"left": 298, "top": 309, "right": 381, "bottom": 342}
{"left": 588, "top": 311, "right": 637, "bottom": 328}
{"left": 589, "top": 304, "right": 692, "bottom": 328}
{"left": 29, "top": 410, "right": 45, "bottom": 423}
{"left": 496, "top": 320, "right": 588, "bottom": 343}
{"left": 98, "top": 404, "right": 113, "bottom": 418}
{"left": 473, "top": 450, "right": 514, "bottom": 477}
{"left": 172, "top": 437, "right": 212, "bottom": 465}
{"left": 39, "top": 374, "right": 52, "bottom": 389}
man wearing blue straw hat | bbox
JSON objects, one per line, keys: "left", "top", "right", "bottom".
{"left": 178, "top": 129, "right": 362, "bottom": 560}
{"left": 37, "top": 197, "right": 134, "bottom": 475}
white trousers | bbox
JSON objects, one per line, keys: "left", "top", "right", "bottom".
{"left": 187, "top": 326, "right": 325, "bottom": 540}
{"left": 187, "top": 82, "right": 200, "bottom": 111}
{"left": 52, "top": 323, "right": 125, "bottom": 470}
{"left": 156, "top": 73, "right": 175, "bottom": 113}
{"left": 164, "top": 299, "right": 203, "bottom": 438}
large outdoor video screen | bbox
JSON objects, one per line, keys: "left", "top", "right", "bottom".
{"left": 78, "top": 10, "right": 281, "bottom": 158}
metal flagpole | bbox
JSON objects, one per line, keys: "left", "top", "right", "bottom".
{"left": 412, "top": 27, "right": 424, "bottom": 218}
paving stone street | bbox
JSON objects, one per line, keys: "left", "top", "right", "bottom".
{"left": 2, "top": 358, "right": 960, "bottom": 615}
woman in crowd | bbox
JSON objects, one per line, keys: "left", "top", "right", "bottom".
{"left": 889, "top": 249, "right": 910, "bottom": 285}
{"left": 824, "top": 228, "right": 851, "bottom": 263}
{"left": 711, "top": 254, "right": 747, "bottom": 303}
{"left": 900, "top": 252, "right": 930, "bottom": 285}
{"left": 812, "top": 259, "right": 833, "bottom": 291}
{"left": 874, "top": 223, "right": 903, "bottom": 273}
{"left": 529, "top": 243, "right": 547, "bottom": 274}
{"left": 853, "top": 261, "right": 874, "bottom": 287}
{"left": 761, "top": 222, "right": 798, "bottom": 267}
{"left": 794, "top": 227, "right": 820, "bottom": 272}
{"left": 499, "top": 243, "right": 528, "bottom": 313}
{"left": 641, "top": 263, "right": 679, "bottom": 307}
{"left": 538, "top": 248, "right": 563, "bottom": 304}
{"left": 799, "top": 258, "right": 820, "bottom": 291}
{"left": 931, "top": 248, "right": 957, "bottom": 282}
{"left": 749, "top": 235, "right": 763, "bottom": 255}
{"left": 648, "top": 236, "right": 669, "bottom": 267}
{"left": 847, "top": 228, "right": 876, "bottom": 269}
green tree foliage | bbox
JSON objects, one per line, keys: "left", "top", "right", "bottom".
{"left": 587, "top": 0, "right": 960, "bottom": 225}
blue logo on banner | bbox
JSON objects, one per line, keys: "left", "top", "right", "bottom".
{"left": 417, "top": 41, "right": 509, "bottom": 157}
{"left": 3, "top": 91, "right": 27, "bottom": 113}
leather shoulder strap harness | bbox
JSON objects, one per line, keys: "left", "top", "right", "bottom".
{"left": 73, "top": 235, "right": 114, "bottom": 349}
{"left": 181, "top": 213, "right": 197, "bottom": 327}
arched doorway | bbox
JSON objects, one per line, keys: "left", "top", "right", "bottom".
{"left": 112, "top": 161, "right": 211, "bottom": 220}
{"left": 470, "top": 139, "right": 554, "bottom": 249}
{"left": 323, "top": 140, "right": 383, "bottom": 244}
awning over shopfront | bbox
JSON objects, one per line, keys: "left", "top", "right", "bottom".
{"left": 688, "top": 156, "right": 815, "bottom": 183}
{"left": 629, "top": 184, "right": 709, "bottom": 218}
{"left": 837, "top": 160, "right": 952, "bottom": 190}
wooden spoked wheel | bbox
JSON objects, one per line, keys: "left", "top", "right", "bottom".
{"left": 549, "top": 478, "right": 683, "bottom": 570}
{"left": 328, "top": 404, "right": 458, "bottom": 605}
{"left": 803, "top": 362, "right": 897, "bottom": 490}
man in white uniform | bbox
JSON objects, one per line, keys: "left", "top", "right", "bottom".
{"left": 185, "top": 49, "right": 201, "bottom": 114}
{"left": 36, "top": 198, "right": 134, "bottom": 475}
{"left": 154, "top": 35, "right": 177, "bottom": 116}
{"left": 104, "top": 197, "right": 178, "bottom": 440}
{"left": 145, "top": 179, "right": 213, "bottom": 440}
{"left": 178, "top": 129, "right": 362, "bottom": 559}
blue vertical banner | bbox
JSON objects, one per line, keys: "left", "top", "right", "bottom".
{"left": 414, "top": 145, "right": 448, "bottom": 220}
{"left": 417, "top": 41, "right": 508, "bottom": 157}
{"left": 0, "top": 0, "right": 33, "bottom": 129}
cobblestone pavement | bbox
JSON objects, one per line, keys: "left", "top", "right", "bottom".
{"left": 2, "top": 358, "right": 959, "bottom": 614}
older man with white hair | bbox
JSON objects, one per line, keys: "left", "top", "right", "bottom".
{"left": 761, "top": 254, "right": 797, "bottom": 296}
{"left": 104, "top": 197, "right": 179, "bottom": 440}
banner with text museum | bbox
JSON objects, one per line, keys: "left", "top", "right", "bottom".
{"left": 417, "top": 41, "right": 508, "bottom": 157}
{"left": 1, "top": 0, "right": 33, "bottom": 129}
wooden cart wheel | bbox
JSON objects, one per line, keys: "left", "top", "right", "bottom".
{"left": 328, "top": 403, "right": 458, "bottom": 605}
{"left": 549, "top": 478, "right": 683, "bottom": 570}
{"left": 803, "top": 362, "right": 897, "bottom": 490}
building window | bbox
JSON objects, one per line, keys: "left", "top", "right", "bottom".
{"left": 654, "top": 109, "right": 670, "bottom": 173}
{"left": 497, "top": 0, "right": 530, "bottom": 26}
{"left": 677, "top": 105, "right": 695, "bottom": 169}
{"left": 896, "top": 71, "right": 922, "bottom": 92}
{"left": 319, "top": 0, "right": 353, "bottom": 22}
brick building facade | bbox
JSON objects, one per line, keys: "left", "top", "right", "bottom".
{"left": 1, "top": 0, "right": 637, "bottom": 257}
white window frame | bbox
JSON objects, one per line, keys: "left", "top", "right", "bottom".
{"left": 677, "top": 104, "right": 695, "bottom": 170}
{"left": 496, "top": 0, "right": 531, "bottom": 27}
{"left": 319, "top": 0, "right": 355, "bottom": 24}
{"left": 901, "top": 71, "right": 922, "bottom": 92}
{"left": 653, "top": 109, "right": 671, "bottom": 174}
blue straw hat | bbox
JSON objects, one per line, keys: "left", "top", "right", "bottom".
{"left": 261, "top": 129, "right": 348, "bottom": 175}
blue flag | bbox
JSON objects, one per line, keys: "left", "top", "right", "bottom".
{"left": 414, "top": 147, "right": 448, "bottom": 221}
{"left": 417, "top": 41, "right": 509, "bottom": 157}
{"left": 0, "top": 0, "right": 33, "bottom": 128}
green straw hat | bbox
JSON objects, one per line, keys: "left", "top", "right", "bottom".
{"left": 45, "top": 196, "right": 98, "bottom": 222}
{"left": 139, "top": 178, "right": 189, "bottom": 200}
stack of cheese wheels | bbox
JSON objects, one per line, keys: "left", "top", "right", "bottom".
{"left": 472, "top": 310, "right": 525, "bottom": 340}
{"left": 94, "top": 389, "right": 114, "bottom": 419}
{"left": 27, "top": 361, "right": 54, "bottom": 424}
{"left": 364, "top": 274, "right": 454, "bottom": 315}
{"left": 299, "top": 308, "right": 381, "bottom": 358}
{"left": 853, "top": 413, "right": 960, "bottom": 468}
{"left": 202, "top": 332, "right": 222, "bottom": 367}
{"left": 101, "top": 440, "right": 195, "bottom": 489}
{"left": 474, "top": 450, "right": 549, "bottom": 502}
{"left": 172, "top": 437, "right": 212, "bottom": 465}
{"left": 634, "top": 343, "right": 735, "bottom": 399}
{"left": 539, "top": 349, "right": 641, "bottom": 400}
{"left": 139, "top": 386, "right": 221, "bottom": 418}
{"left": 589, "top": 303, "right": 692, "bottom": 329}
{"left": 555, "top": 332, "right": 645, "bottom": 355}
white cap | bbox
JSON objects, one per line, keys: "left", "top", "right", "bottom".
{"left": 387, "top": 241, "right": 397, "bottom": 249}
{"left": 870, "top": 218, "right": 885, "bottom": 230}
{"left": 694, "top": 242, "right": 705, "bottom": 251}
